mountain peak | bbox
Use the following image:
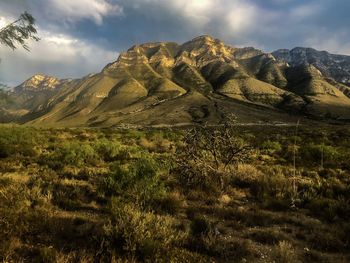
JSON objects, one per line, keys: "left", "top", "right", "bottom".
{"left": 184, "top": 35, "right": 223, "bottom": 47}
{"left": 190, "top": 35, "right": 216, "bottom": 42}
{"left": 16, "top": 74, "right": 63, "bottom": 92}
{"left": 179, "top": 35, "right": 235, "bottom": 64}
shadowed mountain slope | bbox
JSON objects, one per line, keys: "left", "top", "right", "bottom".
{"left": 2, "top": 36, "right": 350, "bottom": 126}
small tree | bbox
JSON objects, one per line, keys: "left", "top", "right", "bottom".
{"left": 177, "top": 115, "right": 252, "bottom": 191}
{"left": 0, "top": 12, "right": 39, "bottom": 51}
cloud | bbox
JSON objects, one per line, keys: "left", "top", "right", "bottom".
{"left": 1, "top": 0, "right": 350, "bottom": 86}
{"left": 0, "top": 30, "right": 118, "bottom": 86}
{"left": 305, "top": 29, "right": 350, "bottom": 55}
{"left": 226, "top": 2, "right": 258, "bottom": 34}
{"left": 121, "top": 0, "right": 259, "bottom": 31}
{"left": 168, "top": 0, "right": 216, "bottom": 26}
{"left": 0, "top": 16, "right": 9, "bottom": 29}
{"left": 289, "top": 2, "right": 323, "bottom": 21}
{"left": 38, "top": 0, "right": 124, "bottom": 25}
{"left": 113, "top": 0, "right": 263, "bottom": 46}
{"left": 118, "top": 0, "right": 216, "bottom": 27}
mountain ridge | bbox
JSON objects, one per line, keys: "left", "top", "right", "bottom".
{"left": 273, "top": 47, "right": 350, "bottom": 87}
{"left": 1, "top": 35, "right": 350, "bottom": 127}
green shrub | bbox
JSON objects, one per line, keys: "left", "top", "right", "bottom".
{"left": 174, "top": 161, "right": 222, "bottom": 194}
{"left": 27, "top": 168, "right": 59, "bottom": 196}
{"left": 0, "top": 126, "right": 42, "bottom": 158}
{"left": 99, "top": 156, "right": 166, "bottom": 209}
{"left": 300, "top": 143, "right": 340, "bottom": 167}
{"left": 94, "top": 139, "right": 122, "bottom": 162}
{"left": 261, "top": 140, "right": 282, "bottom": 154}
{"left": 45, "top": 142, "right": 99, "bottom": 168}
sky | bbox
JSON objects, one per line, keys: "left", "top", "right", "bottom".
{"left": 0, "top": 0, "right": 350, "bottom": 86}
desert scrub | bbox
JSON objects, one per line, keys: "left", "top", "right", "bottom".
{"left": 0, "top": 182, "right": 32, "bottom": 261}
{"left": 300, "top": 143, "right": 341, "bottom": 167}
{"left": 261, "top": 140, "right": 282, "bottom": 155}
{"left": 99, "top": 156, "right": 166, "bottom": 210}
{"left": 154, "top": 191, "right": 184, "bottom": 215}
{"left": 0, "top": 125, "right": 43, "bottom": 158}
{"left": 103, "top": 199, "right": 186, "bottom": 262}
{"left": 188, "top": 218, "right": 256, "bottom": 261}
{"left": 306, "top": 198, "right": 350, "bottom": 221}
{"left": 249, "top": 167, "right": 289, "bottom": 199}
{"left": 230, "top": 164, "right": 263, "bottom": 188}
{"left": 93, "top": 139, "right": 123, "bottom": 162}
{"left": 43, "top": 141, "right": 99, "bottom": 169}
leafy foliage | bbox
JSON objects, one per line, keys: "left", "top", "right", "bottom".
{"left": 99, "top": 157, "right": 166, "bottom": 210}
{"left": 0, "top": 12, "right": 39, "bottom": 50}
{"left": 45, "top": 142, "right": 98, "bottom": 168}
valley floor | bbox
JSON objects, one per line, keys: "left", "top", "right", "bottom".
{"left": 0, "top": 124, "right": 349, "bottom": 262}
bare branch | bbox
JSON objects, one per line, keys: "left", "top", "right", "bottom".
{"left": 176, "top": 115, "right": 253, "bottom": 191}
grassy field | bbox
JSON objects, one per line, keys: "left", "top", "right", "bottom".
{"left": 0, "top": 123, "right": 349, "bottom": 262}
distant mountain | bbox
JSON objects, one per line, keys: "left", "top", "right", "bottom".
{"left": 273, "top": 47, "right": 350, "bottom": 87}
{"left": 14, "top": 74, "right": 68, "bottom": 92}
{"left": 1, "top": 35, "right": 350, "bottom": 127}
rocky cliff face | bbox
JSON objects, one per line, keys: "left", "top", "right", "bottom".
{"left": 1, "top": 36, "right": 350, "bottom": 127}
{"left": 273, "top": 47, "right": 350, "bottom": 86}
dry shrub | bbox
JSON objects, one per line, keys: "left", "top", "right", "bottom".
{"left": 157, "top": 138, "right": 173, "bottom": 153}
{"left": 250, "top": 166, "right": 295, "bottom": 202}
{"left": 0, "top": 238, "right": 21, "bottom": 262}
{"left": 155, "top": 191, "right": 185, "bottom": 215}
{"left": 175, "top": 117, "right": 253, "bottom": 192}
{"left": 104, "top": 200, "right": 186, "bottom": 261}
{"left": 271, "top": 241, "right": 300, "bottom": 263}
{"left": 139, "top": 137, "right": 156, "bottom": 151}
{"left": 231, "top": 164, "right": 263, "bottom": 188}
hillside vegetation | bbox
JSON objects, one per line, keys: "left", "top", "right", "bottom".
{"left": 0, "top": 123, "right": 350, "bottom": 262}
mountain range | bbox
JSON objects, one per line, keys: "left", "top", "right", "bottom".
{"left": 1, "top": 35, "right": 350, "bottom": 127}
